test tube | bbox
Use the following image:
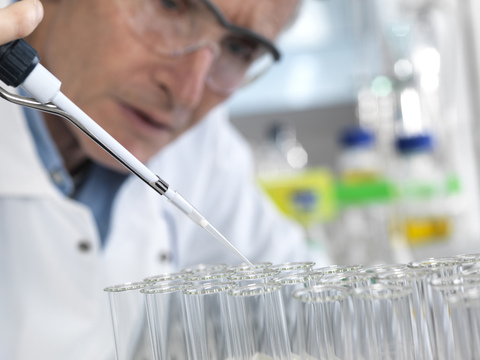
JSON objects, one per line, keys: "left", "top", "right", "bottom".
{"left": 104, "top": 281, "right": 154, "bottom": 360}
{"left": 228, "top": 283, "right": 291, "bottom": 360}
{"left": 227, "top": 268, "right": 281, "bottom": 287}
{"left": 449, "top": 287, "right": 480, "bottom": 360}
{"left": 304, "top": 266, "right": 366, "bottom": 287}
{"left": 409, "top": 256, "right": 466, "bottom": 277}
{"left": 143, "top": 271, "right": 189, "bottom": 283}
{"left": 312, "top": 264, "right": 364, "bottom": 275}
{"left": 293, "top": 285, "right": 354, "bottom": 360}
{"left": 319, "top": 271, "right": 374, "bottom": 288}
{"left": 303, "top": 270, "right": 327, "bottom": 287}
{"left": 456, "top": 252, "right": 480, "bottom": 271}
{"left": 183, "top": 281, "right": 237, "bottom": 360}
{"left": 352, "top": 283, "right": 416, "bottom": 360}
{"left": 228, "top": 262, "right": 273, "bottom": 272}
{"left": 375, "top": 268, "right": 435, "bottom": 360}
{"left": 428, "top": 274, "right": 480, "bottom": 360}
{"left": 360, "top": 263, "right": 409, "bottom": 275}
{"left": 462, "top": 267, "right": 480, "bottom": 276}
{"left": 141, "top": 282, "right": 193, "bottom": 360}
{"left": 181, "top": 263, "right": 228, "bottom": 273}
{"left": 184, "top": 269, "right": 235, "bottom": 285}
{"left": 272, "top": 273, "right": 310, "bottom": 358}
{"left": 270, "top": 261, "right": 315, "bottom": 275}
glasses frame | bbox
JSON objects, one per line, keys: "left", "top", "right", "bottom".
{"left": 200, "top": 0, "right": 281, "bottom": 62}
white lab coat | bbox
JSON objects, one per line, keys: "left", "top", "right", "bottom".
{"left": 0, "top": 88, "right": 322, "bottom": 359}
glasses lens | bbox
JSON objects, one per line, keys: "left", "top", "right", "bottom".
{"left": 209, "top": 39, "right": 275, "bottom": 94}
{"left": 114, "top": 0, "right": 278, "bottom": 93}
{"left": 114, "top": 0, "right": 214, "bottom": 52}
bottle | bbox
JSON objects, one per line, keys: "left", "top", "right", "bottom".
{"left": 389, "top": 132, "right": 455, "bottom": 261}
{"left": 326, "top": 126, "right": 393, "bottom": 265}
{"left": 254, "top": 121, "right": 331, "bottom": 263}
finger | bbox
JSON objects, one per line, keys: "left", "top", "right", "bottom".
{"left": 0, "top": 0, "right": 44, "bottom": 45}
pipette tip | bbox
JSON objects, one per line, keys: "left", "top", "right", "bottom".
{"left": 204, "top": 223, "right": 254, "bottom": 267}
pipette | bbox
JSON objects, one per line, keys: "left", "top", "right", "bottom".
{"left": 0, "top": 39, "right": 253, "bottom": 267}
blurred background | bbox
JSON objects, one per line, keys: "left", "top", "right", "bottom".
{"left": 227, "top": 0, "right": 480, "bottom": 265}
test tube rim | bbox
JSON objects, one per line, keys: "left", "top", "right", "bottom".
{"left": 181, "top": 263, "right": 228, "bottom": 273}
{"left": 375, "top": 267, "right": 431, "bottom": 281}
{"left": 103, "top": 281, "right": 152, "bottom": 293}
{"left": 143, "top": 271, "right": 189, "bottom": 282}
{"left": 292, "top": 284, "right": 352, "bottom": 303}
{"left": 352, "top": 283, "right": 413, "bottom": 300}
{"left": 227, "top": 282, "right": 281, "bottom": 297}
{"left": 360, "top": 263, "right": 409, "bottom": 274}
{"left": 270, "top": 261, "right": 316, "bottom": 271}
{"left": 312, "top": 264, "right": 364, "bottom": 275}
{"left": 140, "top": 281, "right": 193, "bottom": 294}
{"left": 183, "top": 281, "right": 237, "bottom": 296}
{"left": 185, "top": 269, "right": 235, "bottom": 282}
{"left": 272, "top": 273, "right": 309, "bottom": 285}
{"left": 409, "top": 256, "right": 467, "bottom": 269}
{"left": 320, "top": 271, "right": 374, "bottom": 286}
{"left": 228, "top": 262, "right": 273, "bottom": 271}
{"left": 228, "top": 268, "right": 281, "bottom": 281}
{"left": 457, "top": 253, "right": 480, "bottom": 261}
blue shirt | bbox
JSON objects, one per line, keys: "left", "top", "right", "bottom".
{"left": 23, "top": 104, "right": 128, "bottom": 247}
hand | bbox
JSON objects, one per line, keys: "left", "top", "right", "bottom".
{"left": 0, "top": 0, "right": 43, "bottom": 45}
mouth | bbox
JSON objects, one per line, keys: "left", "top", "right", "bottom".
{"left": 119, "top": 102, "right": 173, "bottom": 134}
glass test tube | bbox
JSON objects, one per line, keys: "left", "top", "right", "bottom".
{"left": 319, "top": 271, "right": 374, "bottom": 289}
{"left": 449, "top": 287, "right": 480, "bottom": 360}
{"left": 312, "top": 264, "right": 364, "bottom": 276}
{"left": 272, "top": 273, "right": 310, "bottom": 358}
{"left": 293, "top": 285, "right": 354, "bottom": 360}
{"left": 104, "top": 281, "right": 154, "bottom": 360}
{"left": 270, "top": 261, "right": 315, "bottom": 275}
{"left": 144, "top": 271, "right": 190, "bottom": 283}
{"left": 409, "top": 256, "right": 467, "bottom": 277}
{"left": 456, "top": 252, "right": 480, "bottom": 272}
{"left": 227, "top": 268, "right": 281, "bottom": 287}
{"left": 181, "top": 263, "right": 228, "bottom": 273}
{"left": 428, "top": 274, "right": 480, "bottom": 360}
{"left": 304, "top": 265, "right": 364, "bottom": 287}
{"left": 183, "top": 281, "right": 237, "bottom": 360}
{"left": 227, "top": 262, "right": 273, "bottom": 272}
{"left": 352, "top": 283, "right": 415, "bottom": 360}
{"left": 375, "top": 268, "right": 435, "bottom": 360}
{"left": 228, "top": 282, "right": 291, "bottom": 360}
{"left": 360, "top": 263, "right": 409, "bottom": 275}
{"left": 185, "top": 269, "right": 235, "bottom": 285}
{"left": 303, "top": 270, "right": 327, "bottom": 287}
{"left": 141, "top": 282, "right": 193, "bottom": 360}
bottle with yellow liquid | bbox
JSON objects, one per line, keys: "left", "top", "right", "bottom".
{"left": 389, "top": 133, "right": 455, "bottom": 261}
{"left": 326, "top": 126, "right": 394, "bottom": 265}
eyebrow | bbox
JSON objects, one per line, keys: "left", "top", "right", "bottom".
{"left": 200, "top": 0, "right": 281, "bottom": 61}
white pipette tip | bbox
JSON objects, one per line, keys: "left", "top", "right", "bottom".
{"left": 204, "top": 223, "right": 254, "bottom": 267}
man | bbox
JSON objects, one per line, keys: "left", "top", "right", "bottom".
{"left": 0, "top": 0, "right": 327, "bottom": 358}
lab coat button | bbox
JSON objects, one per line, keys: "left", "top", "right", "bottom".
{"left": 158, "top": 252, "right": 170, "bottom": 263}
{"left": 77, "top": 240, "right": 92, "bottom": 253}
{"left": 50, "top": 169, "right": 64, "bottom": 184}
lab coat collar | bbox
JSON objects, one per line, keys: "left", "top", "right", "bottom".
{"left": 0, "top": 91, "right": 59, "bottom": 197}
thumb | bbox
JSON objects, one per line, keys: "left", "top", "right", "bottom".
{"left": 0, "top": 0, "right": 44, "bottom": 45}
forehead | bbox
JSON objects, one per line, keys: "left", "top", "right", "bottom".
{"left": 211, "top": 0, "right": 300, "bottom": 40}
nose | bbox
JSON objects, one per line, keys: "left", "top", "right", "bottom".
{"left": 157, "top": 46, "right": 216, "bottom": 109}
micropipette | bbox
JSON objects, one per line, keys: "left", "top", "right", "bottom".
{"left": 0, "top": 39, "right": 253, "bottom": 267}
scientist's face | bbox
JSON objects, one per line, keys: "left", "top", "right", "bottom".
{"left": 34, "top": 0, "right": 299, "bottom": 171}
